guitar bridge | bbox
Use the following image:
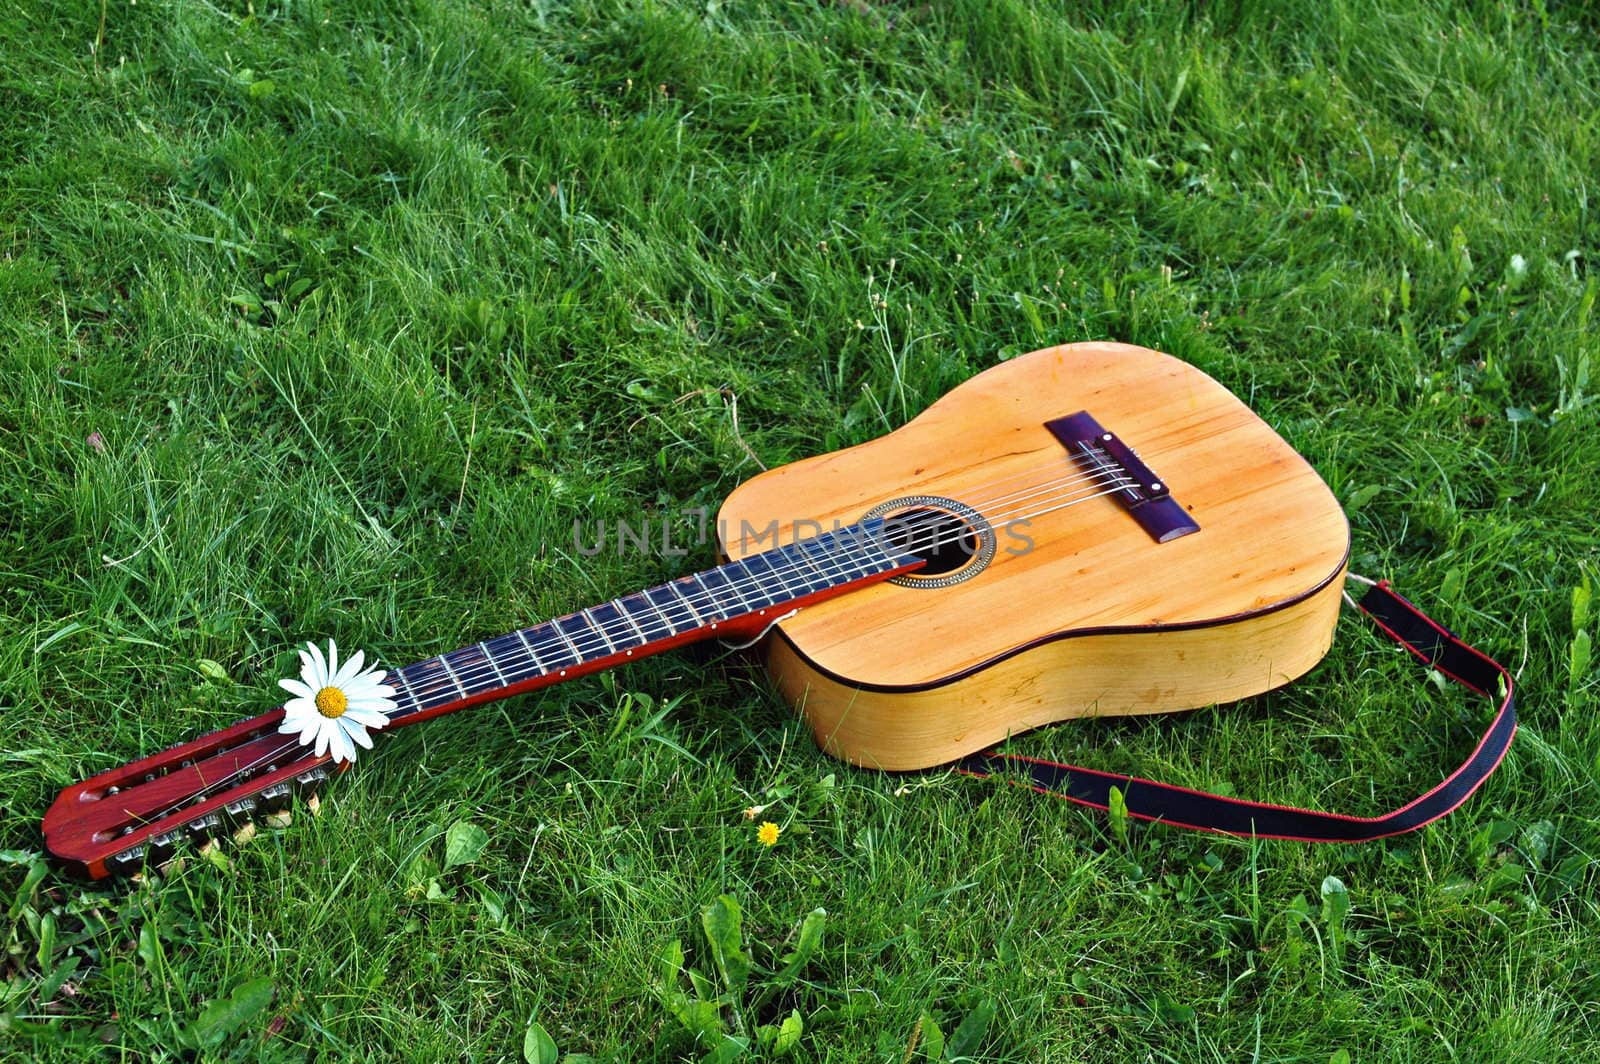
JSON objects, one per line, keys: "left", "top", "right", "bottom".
{"left": 1045, "top": 411, "right": 1201, "bottom": 543}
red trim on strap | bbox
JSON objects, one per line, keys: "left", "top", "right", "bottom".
{"left": 957, "top": 582, "right": 1515, "bottom": 843}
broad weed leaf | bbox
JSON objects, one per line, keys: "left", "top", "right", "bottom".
{"left": 773, "top": 1010, "right": 803, "bottom": 1055}
{"left": 700, "top": 1035, "right": 748, "bottom": 1063}
{"left": 773, "top": 908, "right": 826, "bottom": 985}
{"left": 945, "top": 996, "right": 995, "bottom": 1060}
{"left": 188, "top": 976, "right": 274, "bottom": 1051}
{"left": 919, "top": 1012, "right": 945, "bottom": 1059}
{"left": 444, "top": 821, "right": 489, "bottom": 870}
{"left": 700, "top": 895, "right": 751, "bottom": 997}
{"left": 522, "top": 1019, "right": 558, "bottom": 1064}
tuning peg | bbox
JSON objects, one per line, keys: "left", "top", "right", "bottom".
{"left": 258, "top": 782, "right": 294, "bottom": 813}
{"left": 108, "top": 844, "right": 148, "bottom": 876}
{"left": 145, "top": 830, "right": 182, "bottom": 864}
{"left": 185, "top": 812, "right": 225, "bottom": 843}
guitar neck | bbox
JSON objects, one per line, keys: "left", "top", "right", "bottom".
{"left": 380, "top": 518, "right": 921, "bottom": 728}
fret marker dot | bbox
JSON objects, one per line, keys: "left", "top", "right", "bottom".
{"left": 626, "top": 650, "right": 632, "bottom": 656}
{"left": 560, "top": 670, "right": 567, "bottom": 676}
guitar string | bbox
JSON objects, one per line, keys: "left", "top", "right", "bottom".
{"left": 389, "top": 470, "right": 1146, "bottom": 708}
{"left": 716, "top": 458, "right": 1129, "bottom": 555}
{"left": 392, "top": 462, "right": 1147, "bottom": 704}
{"left": 390, "top": 455, "right": 1148, "bottom": 701}
{"left": 396, "top": 471, "right": 1131, "bottom": 692}
{"left": 121, "top": 453, "right": 1159, "bottom": 839}
{"left": 130, "top": 470, "right": 1143, "bottom": 835}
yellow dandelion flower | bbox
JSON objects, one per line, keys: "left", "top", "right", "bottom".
{"left": 757, "top": 821, "right": 781, "bottom": 847}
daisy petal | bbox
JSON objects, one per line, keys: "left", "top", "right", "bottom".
{"left": 313, "top": 725, "right": 331, "bottom": 759}
{"left": 342, "top": 704, "right": 389, "bottom": 728}
{"left": 283, "top": 697, "right": 317, "bottom": 717}
{"left": 342, "top": 719, "right": 374, "bottom": 749}
{"left": 334, "top": 648, "right": 365, "bottom": 686}
{"left": 278, "top": 719, "right": 304, "bottom": 736}
{"left": 345, "top": 689, "right": 391, "bottom": 710}
{"left": 341, "top": 673, "right": 380, "bottom": 697}
{"left": 307, "top": 642, "right": 328, "bottom": 688}
{"left": 279, "top": 678, "right": 314, "bottom": 699}
{"left": 330, "top": 723, "right": 355, "bottom": 763}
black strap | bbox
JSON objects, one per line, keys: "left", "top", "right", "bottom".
{"left": 956, "top": 581, "right": 1516, "bottom": 842}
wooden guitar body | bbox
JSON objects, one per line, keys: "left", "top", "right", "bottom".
{"left": 717, "top": 342, "right": 1350, "bottom": 770}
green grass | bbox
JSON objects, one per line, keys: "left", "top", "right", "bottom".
{"left": 3, "top": 0, "right": 1599, "bottom": 1059}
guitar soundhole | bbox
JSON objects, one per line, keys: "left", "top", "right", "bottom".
{"left": 884, "top": 507, "right": 978, "bottom": 574}
{"left": 863, "top": 495, "right": 995, "bottom": 588}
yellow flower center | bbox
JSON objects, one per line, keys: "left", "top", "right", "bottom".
{"left": 314, "top": 686, "right": 348, "bottom": 719}
{"left": 757, "top": 821, "right": 781, "bottom": 847}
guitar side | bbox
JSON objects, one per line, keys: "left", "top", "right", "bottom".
{"left": 718, "top": 342, "right": 1350, "bottom": 770}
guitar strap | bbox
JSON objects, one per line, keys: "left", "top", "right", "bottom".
{"left": 954, "top": 580, "right": 1516, "bottom": 842}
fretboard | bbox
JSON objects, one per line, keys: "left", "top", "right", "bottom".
{"left": 383, "top": 519, "right": 915, "bottom": 719}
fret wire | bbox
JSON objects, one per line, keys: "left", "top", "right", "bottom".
{"left": 388, "top": 665, "right": 422, "bottom": 714}
{"left": 672, "top": 579, "right": 709, "bottom": 624}
{"left": 739, "top": 553, "right": 779, "bottom": 599}
{"left": 581, "top": 607, "right": 616, "bottom": 653}
{"left": 794, "top": 541, "right": 836, "bottom": 589}
{"left": 746, "top": 551, "right": 804, "bottom": 600}
{"left": 800, "top": 536, "right": 853, "bottom": 584}
{"left": 479, "top": 641, "right": 510, "bottom": 686}
{"left": 552, "top": 619, "right": 584, "bottom": 665}
{"left": 400, "top": 663, "right": 451, "bottom": 709}
{"left": 543, "top": 534, "right": 883, "bottom": 678}
{"left": 835, "top": 525, "right": 887, "bottom": 573}
{"left": 790, "top": 539, "right": 833, "bottom": 584}
{"left": 615, "top": 599, "right": 649, "bottom": 642}
{"left": 515, "top": 628, "right": 547, "bottom": 675}
{"left": 627, "top": 592, "right": 673, "bottom": 640}
{"left": 707, "top": 566, "right": 757, "bottom": 613}
{"left": 640, "top": 589, "right": 681, "bottom": 636}
{"left": 590, "top": 602, "right": 641, "bottom": 651}
{"left": 436, "top": 655, "right": 470, "bottom": 699}
{"left": 485, "top": 633, "right": 540, "bottom": 689}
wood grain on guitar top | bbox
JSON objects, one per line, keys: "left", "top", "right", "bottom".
{"left": 717, "top": 342, "right": 1350, "bottom": 769}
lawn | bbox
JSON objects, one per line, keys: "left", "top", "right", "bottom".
{"left": 3, "top": 0, "right": 1598, "bottom": 1059}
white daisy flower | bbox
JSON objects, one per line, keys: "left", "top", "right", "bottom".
{"left": 277, "top": 639, "right": 397, "bottom": 764}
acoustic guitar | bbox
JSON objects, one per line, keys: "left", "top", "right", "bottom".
{"left": 41, "top": 342, "right": 1515, "bottom": 878}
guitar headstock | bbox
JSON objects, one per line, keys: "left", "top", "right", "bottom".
{"left": 43, "top": 709, "right": 342, "bottom": 880}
